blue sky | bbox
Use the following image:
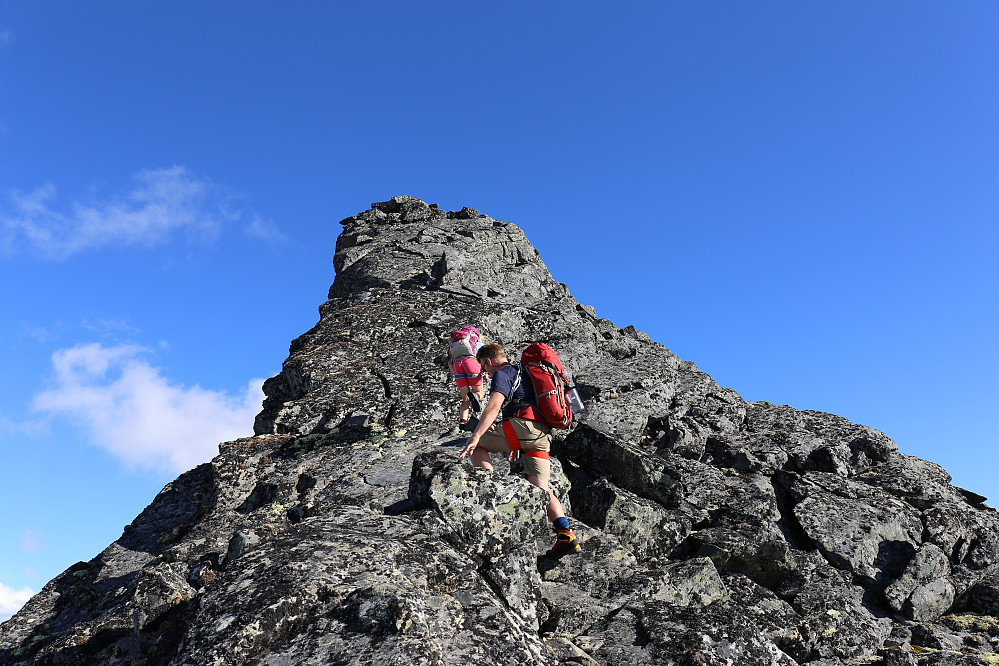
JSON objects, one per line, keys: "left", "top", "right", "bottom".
{"left": 1, "top": 2, "right": 996, "bottom": 620}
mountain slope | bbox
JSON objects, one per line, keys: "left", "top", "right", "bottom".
{"left": 2, "top": 196, "right": 998, "bottom": 665}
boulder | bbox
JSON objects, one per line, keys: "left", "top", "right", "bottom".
{"left": 408, "top": 450, "right": 550, "bottom": 560}
{"left": 568, "top": 475, "right": 691, "bottom": 558}
{"left": 884, "top": 543, "right": 954, "bottom": 620}
{"left": 788, "top": 472, "right": 923, "bottom": 584}
{"left": 588, "top": 600, "right": 799, "bottom": 665}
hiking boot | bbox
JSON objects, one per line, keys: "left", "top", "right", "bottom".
{"left": 546, "top": 529, "right": 581, "bottom": 558}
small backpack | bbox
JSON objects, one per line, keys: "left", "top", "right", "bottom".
{"left": 448, "top": 325, "right": 483, "bottom": 360}
{"left": 517, "top": 342, "right": 573, "bottom": 430}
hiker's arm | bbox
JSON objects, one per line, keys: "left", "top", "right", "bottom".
{"left": 459, "top": 391, "right": 505, "bottom": 459}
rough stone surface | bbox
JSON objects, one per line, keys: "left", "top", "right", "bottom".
{"left": 2, "top": 196, "right": 998, "bottom": 665}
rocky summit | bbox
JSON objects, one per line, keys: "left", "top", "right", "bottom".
{"left": 3, "top": 195, "right": 998, "bottom": 666}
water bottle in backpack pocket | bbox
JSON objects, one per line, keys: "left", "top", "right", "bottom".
{"left": 567, "top": 387, "right": 584, "bottom": 414}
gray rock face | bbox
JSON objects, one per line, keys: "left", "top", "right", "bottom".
{"left": 2, "top": 195, "right": 998, "bottom": 665}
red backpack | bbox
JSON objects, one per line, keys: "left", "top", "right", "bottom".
{"left": 518, "top": 343, "right": 573, "bottom": 430}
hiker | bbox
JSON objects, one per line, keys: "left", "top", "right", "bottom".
{"left": 446, "top": 325, "right": 486, "bottom": 430}
{"left": 459, "top": 342, "right": 581, "bottom": 558}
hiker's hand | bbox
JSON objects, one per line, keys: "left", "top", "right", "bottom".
{"left": 507, "top": 449, "right": 520, "bottom": 463}
{"left": 460, "top": 435, "right": 479, "bottom": 459}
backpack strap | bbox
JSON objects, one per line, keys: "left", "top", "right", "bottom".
{"left": 523, "top": 450, "right": 550, "bottom": 460}
{"left": 500, "top": 364, "right": 524, "bottom": 412}
{"left": 513, "top": 405, "right": 544, "bottom": 422}
{"left": 501, "top": 420, "right": 550, "bottom": 460}
{"left": 501, "top": 421, "right": 521, "bottom": 452}
{"left": 499, "top": 364, "right": 548, "bottom": 423}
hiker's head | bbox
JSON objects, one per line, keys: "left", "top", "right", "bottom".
{"left": 476, "top": 343, "right": 507, "bottom": 376}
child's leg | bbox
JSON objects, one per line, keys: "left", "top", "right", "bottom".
{"left": 457, "top": 385, "right": 472, "bottom": 422}
{"left": 453, "top": 356, "right": 483, "bottom": 423}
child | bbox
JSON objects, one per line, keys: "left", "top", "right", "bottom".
{"left": 447, "top": 325, "right": 486, "bottom": 429}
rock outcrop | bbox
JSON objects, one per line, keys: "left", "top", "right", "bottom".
{"left": 2, "top": 195, "right": 998, "bottom": 665}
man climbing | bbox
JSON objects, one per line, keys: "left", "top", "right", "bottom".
{"left": 459, "top": 342, "right": 581, "bottom": 558}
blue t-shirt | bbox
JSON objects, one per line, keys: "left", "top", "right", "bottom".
{"left": 490, "top": 363, "right": 537, "bottom": 419}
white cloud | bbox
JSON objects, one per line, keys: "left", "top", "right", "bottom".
{"left": 0, "top": 167, "right": 268, "bottom": 259}
{"left": 81, "top": 316, "right": 141, "bottom": 339}
{"left": 21, "top": 529, "right": 48, "bottom": 554}
{"left": 0, "top": 580, "right": 34, "bottom": 623}
{"left": 21, "top": 322, "right": 62, "bottom": 345}
{"left": 0, "top": 412, "right": 48, "bottom": 438}
{"left": 33, "top": 343, "right": 264, "bottom": 474}
{"left": 243, "top": 215, "right": 286, "bottom": 243}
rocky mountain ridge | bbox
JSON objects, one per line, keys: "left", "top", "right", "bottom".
{"left": 2, "top": 195, "right": 998, "bottom": 665}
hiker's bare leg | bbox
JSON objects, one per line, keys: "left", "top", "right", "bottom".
{"left": 527, "top": 474, "right": 565, "bottom": 522}
{"left": 470, "top": 447, "right": 494, "bottom": 471}
{"left": 457, "top": 386, "right": 472, "bottom": 422}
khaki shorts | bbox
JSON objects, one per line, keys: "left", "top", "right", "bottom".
{"left": 479, "top": 418, "right": 553, "bottom": 484}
